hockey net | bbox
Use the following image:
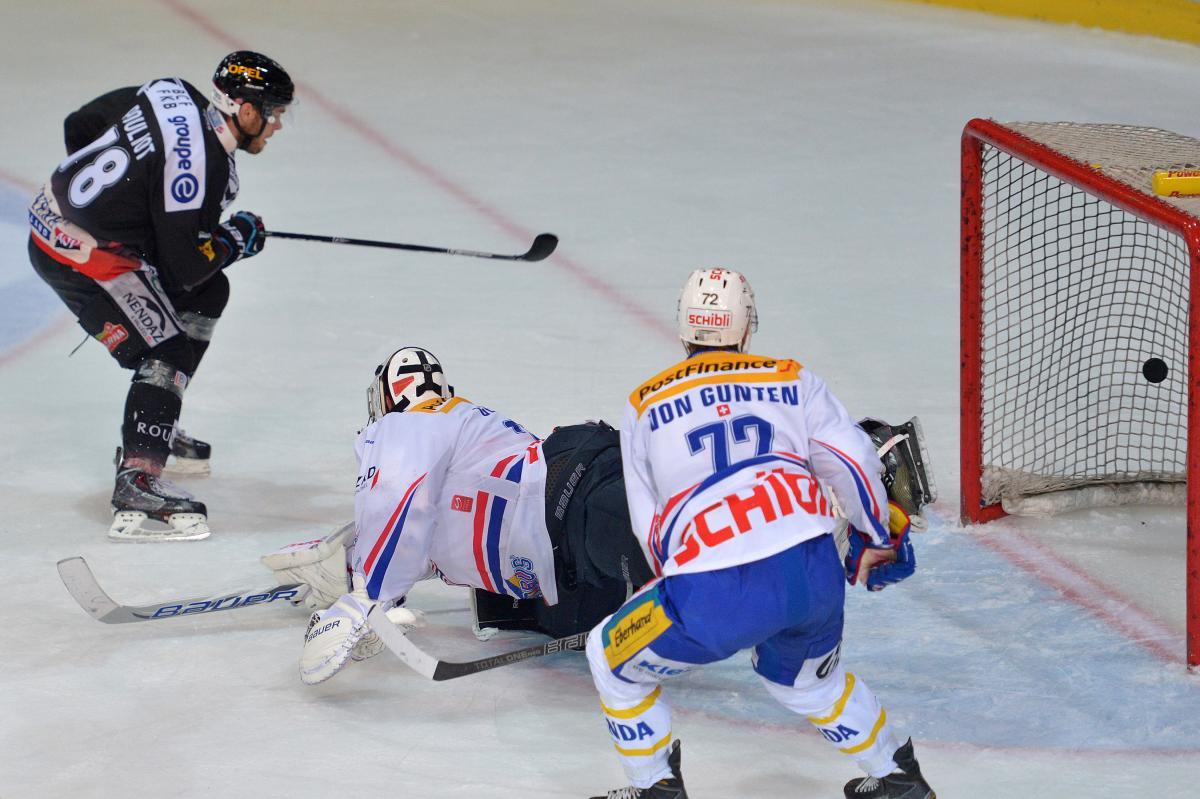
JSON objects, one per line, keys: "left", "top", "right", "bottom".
{"left": 958, "top": 119, "right": 1200, "bottom": 669}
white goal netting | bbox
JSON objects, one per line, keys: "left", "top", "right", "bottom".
{"left": 978, "top": 122, "right": 1200, "bottom": 509}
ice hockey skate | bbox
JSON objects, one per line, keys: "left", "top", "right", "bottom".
{"left": 164, "top": 429, "right": 212, "bottom": 476}
{"left": 589, "top": 740, "right": 687, "bottom": 799}
{"left": 843, "top": 739, "right": 936, "bottom": 799}
{"left": 109, "top": 467, "right": 210, "bottom": 542}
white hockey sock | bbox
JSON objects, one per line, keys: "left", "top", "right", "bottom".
{"left": 763, "top": 669, "right": 901, "bottom": 778}
{"left": 587, "top": 624, "right": 674, "bottom": 788}
{"left": 598, "top": 685, "right": 674, "bottom": 788}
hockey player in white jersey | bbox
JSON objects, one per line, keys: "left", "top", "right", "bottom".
{"left": 583, "top": 269, "right": 935, "bottom": 799}
{"left": 295, "top": 347, "right": 654, "bottom": 685}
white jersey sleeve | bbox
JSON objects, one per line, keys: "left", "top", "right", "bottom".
{"left": 801, "top": 370, "right": 890, "bottom": 546}
{"left": 352, "top": 410, "right": 453, "bottom": 603}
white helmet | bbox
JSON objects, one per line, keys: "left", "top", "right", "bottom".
{"left": 366, "top": 347, "right": 452, "bottom": 422}
{"left": 676, "top": 268, "right": 758, "bottom": 353}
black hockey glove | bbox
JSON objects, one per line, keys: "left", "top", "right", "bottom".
{"left": 214, "top": 211, "right": 265, "bottom": 266}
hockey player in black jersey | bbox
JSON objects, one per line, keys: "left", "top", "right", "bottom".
{"left": 27, "top": 51, "right": 295, "bottom": 541}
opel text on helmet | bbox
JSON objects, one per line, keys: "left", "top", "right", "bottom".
{"left": 211, "top": 51, "right": 295, "bottom": 141}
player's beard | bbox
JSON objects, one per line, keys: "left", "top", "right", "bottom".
{"left": 241, "top": 128, "right": 278, "bottom": 154}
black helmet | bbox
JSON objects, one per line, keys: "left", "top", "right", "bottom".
{"left": 212, "top": 51, "right": 294, "bottom": 114}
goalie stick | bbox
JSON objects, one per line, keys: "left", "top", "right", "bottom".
{"left": 367, "top": 604, "right": 588, "bottom": 681}
{"left": 56, "top": 556, "right": 303, "bottom": 624}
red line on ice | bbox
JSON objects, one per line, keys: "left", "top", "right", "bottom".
{"left": 974, "top": 527, "right": 1181, "bottom": 665}
{"left": 0, "top": 168, "right": 36, "bottom": 192}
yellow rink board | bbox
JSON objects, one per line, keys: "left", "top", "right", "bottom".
{"left": 902, "top": 0, "right": 1200, "bottom": 47}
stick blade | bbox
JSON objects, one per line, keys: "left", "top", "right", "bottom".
{"left": 522, "top": 233, "right": 558, "bottom": 261}
{"left": 368, "top": 605, "right": 439, "bottom": 679}
{"left": 57, "top": 557, "right": 127, "bottom": 623}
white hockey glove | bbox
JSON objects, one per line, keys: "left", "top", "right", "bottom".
{"left": 261, "top": 522, "right": 355, "bottom": 610}
{"left": 299, "top": 574, "right": 424, "bottom": 686}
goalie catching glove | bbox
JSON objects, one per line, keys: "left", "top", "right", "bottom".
{"left": 260, "top": 522, "right": 356, "bottom": 610}
{"left": 299, "top": 573, "right": 425, "bottom": 685}
{"left": 844, "top": 500, "right": 916, "bottom": 591}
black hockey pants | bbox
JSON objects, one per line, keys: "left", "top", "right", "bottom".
{"left": 472, "top": 421, "right": 653, "bottom": 639}
{"left": 539, "top": 421, "right": 654, "bottom": 637}
{"left": 29, "top": 237, "right": 229, "bottom": 467}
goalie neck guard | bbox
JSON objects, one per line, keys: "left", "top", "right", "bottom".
{"left": 677, "top": 267, "right": 758, "bottom": 353}
{"left": 367, "top": 347, "right": 452, "bottom": 422}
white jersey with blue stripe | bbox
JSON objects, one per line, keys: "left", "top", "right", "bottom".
{"left": 620, "top": 351, "right": 889, "bottom": 578}
{"left": 351, "top": 396, "right": 556, "bottom": 606}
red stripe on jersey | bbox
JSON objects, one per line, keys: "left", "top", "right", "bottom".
{"left": 649, "top": 481, "right": 700, "bottom": 572}
{"left": 490, "top": 454, "right": 518, "bottom": 477}
{"left": 472, "top": 490, "right": 496, "bottom": 591}
{"left": 363, "top": 473, "right": 426, "bottom": 576}
{"left": 31, "top": 231, "right": 140, "bottom": 280}
{"left": 813, "top": 439, "right": 882, "bottom": 518}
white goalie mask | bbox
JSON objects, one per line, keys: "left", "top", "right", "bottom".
{"left": 676, "top": 267, "right": 758, "bottom": 353}
{"left": 366, "top": 347, "right": 453, "bottom": 422}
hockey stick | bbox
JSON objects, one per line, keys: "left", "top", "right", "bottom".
{"left": 266, "top": 230, "right": 558, "bottom": 262}
{"left": 367, "top": 604, "right": 588, "bottom": 681}
{"left": 56, "top": 556, "right": 303, "bottom": 624}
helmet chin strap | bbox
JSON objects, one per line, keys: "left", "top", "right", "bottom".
{"left": 229, "top": 105, "right": 267, "bottom": 151}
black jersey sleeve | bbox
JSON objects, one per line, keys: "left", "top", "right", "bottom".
{"left": 64, "top": 86, "right": 139, "bottom": 155}
{"left": 149, "top": 163, "right": 229, "bottom": 292}
{"left": 146, "top": 80, "right": 235, "bottom": 292}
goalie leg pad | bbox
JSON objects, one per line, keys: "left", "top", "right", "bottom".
{"left": 471, "top": 588, "right": 540, "bottom": 640}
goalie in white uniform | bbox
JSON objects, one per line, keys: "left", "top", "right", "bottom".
{"left": 287, "top": 347, "right": 655, "bottom": 685}
{"left": 583, "top": 269, "right": 936, "bottom": 799}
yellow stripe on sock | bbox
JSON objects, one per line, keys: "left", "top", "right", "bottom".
{"left": 840, "top": 709, "right": 888, "bottom": 754}
{"left": 807, "top": 672, "right": 856, "bottom": 725}
{"left": 615, "top": 734, "right": 673, "bottom": 757}
{"left": 601, "top": 686, "right": 662, "bottom": 719}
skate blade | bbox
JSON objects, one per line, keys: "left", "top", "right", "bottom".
{"left": 163, "top": 456, "right": 211, "bottom": 477}
{"left": 108, "top": 511, "right": 211, "bottom": 542}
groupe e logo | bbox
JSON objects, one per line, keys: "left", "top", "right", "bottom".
{"left": 171, "top": 174, "right": 199, "bottom": 204}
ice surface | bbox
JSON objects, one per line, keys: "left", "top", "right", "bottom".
{"left": 1, "top": 1, "right": 1198, "bottom": 797}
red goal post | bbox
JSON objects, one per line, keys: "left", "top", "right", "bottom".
{"left": 959, "top": 118, "right": 1200, "bottom": 669}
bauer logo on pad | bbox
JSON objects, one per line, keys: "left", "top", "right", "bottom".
{"left": 687, "top": 308, "right": 732, "bottom": 328}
